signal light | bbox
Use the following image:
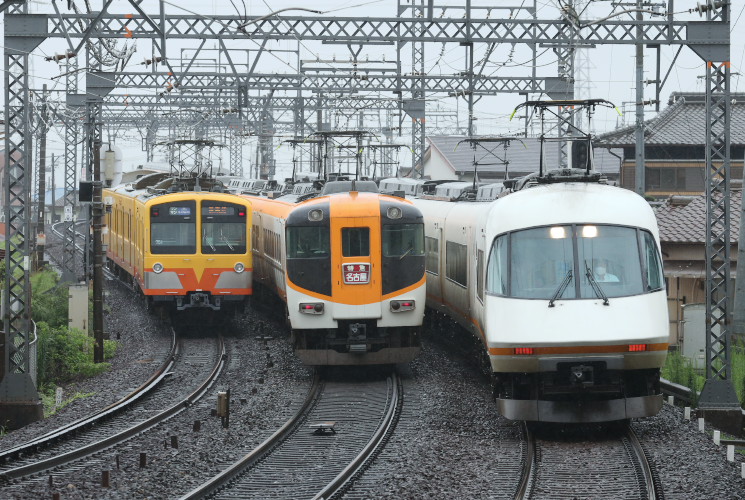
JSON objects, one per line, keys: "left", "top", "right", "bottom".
{"left": 514, "top": 347, "right": 534, "bottom": 355}
{"left": 238, "top": 211, "right": 245, "bottom": 217}
{"left": 628, "top": 344, "right": 647, "bottom": 352}
{"left": 152, "top": 209, "right": 159, "bottom": 217}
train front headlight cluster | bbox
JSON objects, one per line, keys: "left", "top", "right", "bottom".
{"left": 308, "top": 209, "right": 324, "bottom": 222}
{"left": 153, "top": 263, "right": 164, "bottom": 274}
{"left": 299, "top": 302, "right": 324, "bottom": 315}
{"left": 390, "top": 299, "right": 415, "bottom": 312}
{"left": 234, "top": 262, "right": 245, "bottom": 273}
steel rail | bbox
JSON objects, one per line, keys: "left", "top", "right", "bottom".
{"left": 513, "top": 423, "right": 536, "bottom": 500}
{"left": 0, "top": 327, "right": 177, "bottom": 464}
{"left": 0, "top": 335, "right": 225, "bottom": 482}
{"left": 624, "top": 425, "right": 659, "bottom": 500}
{"left": 313, "top": 372, "right": 401, "bottom": 500}
{"left": 179, "top": 372, "right": 322, "bottom": 500}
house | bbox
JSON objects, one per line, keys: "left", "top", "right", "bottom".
{"left": 412, "top": 135, "right": 622, "bottom": 182}
{"left": 654, "top": 187, "right": 741, "bottom": 346}
{"left": 596, "top": 92, "right": 745, "bottom": 199}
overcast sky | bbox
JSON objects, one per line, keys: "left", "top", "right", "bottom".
{"left": 2, "top": 0, "right": 744, "bottom": 182}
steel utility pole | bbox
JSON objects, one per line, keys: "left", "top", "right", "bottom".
{"left": 35, "top": 84, "right": 48, "bottom": 270}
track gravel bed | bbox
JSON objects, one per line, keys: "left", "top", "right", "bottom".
{"left": 0, "top": 280, "right": 172, "bottom": 451}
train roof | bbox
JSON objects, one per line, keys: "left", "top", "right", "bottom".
{"left": 486, "top": 181, "right": 658, "bottom": 236}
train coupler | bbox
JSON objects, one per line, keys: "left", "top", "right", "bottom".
{"left": 348, "top": 323, "right": 369, "bottom": 353}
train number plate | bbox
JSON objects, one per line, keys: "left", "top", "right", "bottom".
{"left": 343, "top": 263, "right": 370, "bottom": 284}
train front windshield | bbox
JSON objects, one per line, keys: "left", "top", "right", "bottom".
{"left": 486, "top": 224, "right": 664, "bottom": 300}
{"left": 150, "top": 201, "right": 196, "bottom": 254}
{"left": 201, "top": 201, "right": 247, "bottom": 254}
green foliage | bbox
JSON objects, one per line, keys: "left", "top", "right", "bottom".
{"left": 31, "top": 269, "right": 69, "bottom": 329}
{"left": 35, "top": 322, "right": 117, "bottom": 388}
{"left": 662, "top": 350, "right": 703, "bottom": 407}
{"left": 733, "top": 342, "right": 745, "bottom": 409}
{"left": 39, "top": 388, "right": 95, "bottom": 418}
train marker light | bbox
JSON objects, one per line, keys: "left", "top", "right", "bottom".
{"left": 234, "top": 262, "right": 245, "bottom": 273}
{"left": 308, "top": 209, "right": 324, "bottom": 222}
{"left": 628, "top": 344, "right": 647, "bottom": 352}
{"left": 387, "top": 206, "right": 402, "bottom": 219}
{"left": 300, "top": 303, "right": 324, "bottom": 314}
{"left": 390, "top": 300, "right": 415, "bottom": 312}
{"left": 153, "top": 263, "right": 164, "bottom": 274}
{"left": 514, "top": 347, "right": 534, "bottom": 355}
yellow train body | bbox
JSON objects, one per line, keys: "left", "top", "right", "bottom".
{"left": 103, "top": 183, "right": 252, "bottom": 311}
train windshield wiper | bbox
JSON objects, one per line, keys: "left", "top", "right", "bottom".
{"left": 584, "top": 261, "right": 609, "bottom": 306}
{"left": 548, "top": 269, "right": 573, "bottom": 308}
{"left": 399, "top": 246, "right": 414, "bottom": 260}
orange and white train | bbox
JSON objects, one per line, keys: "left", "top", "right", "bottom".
{"left": 239, "top": 180, "right": 425, "bottom": 365}
{"left": 104, "top": 173, "right": 252, "bottom": 312}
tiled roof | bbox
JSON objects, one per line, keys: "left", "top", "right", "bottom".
{"left": 427, "top": 135, "right": 622, "bottom": 176}
{"left": 655, "top": 189, "right": 742, "bottom": 244}
{"left": 597, "top": 92, "right": 745, "bottom": 147}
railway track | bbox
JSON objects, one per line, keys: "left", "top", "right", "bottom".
{"left": 182, "top": 371, "right": 402, "bottom": 500}
{"left": 514, "top": 421, "right": 662, "bottom": 500}
{"left": 0, "top": 334, "right": 225, "bottom": 485}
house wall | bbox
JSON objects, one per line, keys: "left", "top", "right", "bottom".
{"left": 662, "top": 241, "right": 738, "bottom": 346}
{"left": 621, "top": 159, "right": 744, "bottom": 196}
{"left": 422, "top": 148, "right": 458, "bottom": 180}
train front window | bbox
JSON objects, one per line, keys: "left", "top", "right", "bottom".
{"left": 150, "top": 201, "right": 196, "bottom": 254}
{"left": 342, "top": 227, "right": 370, "bottom": 257}
{"left": 201, "top": 202, "right": 247, "bottom": 254}
{"left": 286, "top": 226, "right": 330, "bottom": 258}
{"left": 576, "top": 225, "right": 644, "bottom": 297}
{"left": 382, "top": 223, "right": 424, "bottom": 258}
{"left": 486, "top": 224, "right": 663, "bottom": 300}
{"left": 507, "top": 226, "right": 575, "bottom": 299}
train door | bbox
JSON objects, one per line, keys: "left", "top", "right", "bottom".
{"left": 252, "top": 212, "right": 264, "bottom": 282}
{"left": 331, "top": 216, "right": 382, "bottom": 319}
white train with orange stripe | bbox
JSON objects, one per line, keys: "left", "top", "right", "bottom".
{"left": 104, "top": 173, "right": 252, "bottom": 312}
{"left": 410, "top": 168, "right": 669, "bottom": 422}
{"left": 239, "top": 179, "right": 425, "bottom": 365}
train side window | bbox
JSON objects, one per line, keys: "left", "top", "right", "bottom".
{"left": 445, "top": 241, "right": 467, "bottom": 288}
{"left": 641, "top": 230, "right": 664, "bottom": 291}
{"left": 477, "top": 249, "right": 484, "bottom": 302}
{"left": 342, "top": 227, "right": 370, "bottom": 257}
{"left": 425, "top": 236, "right": 438, "bottom": 275}
{"left": 486, "top": 234, "right": 508, "bottom": 295}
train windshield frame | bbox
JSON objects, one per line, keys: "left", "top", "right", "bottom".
{"left": 200, "top": 201, "right": 247, "bottom": 255}
{"left": 150, "top": 201, "right": 196, "bottom": 254}
{"left": 485, "top": 224, "right": 664, "bottom": 300}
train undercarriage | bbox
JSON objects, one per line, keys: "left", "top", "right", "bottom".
{"left": 492, "top": 366, "right": 663, "bottom": 423}
{"left": 292, "top": 322, "right": 421, "bottom": 365}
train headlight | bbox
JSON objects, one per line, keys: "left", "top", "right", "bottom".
{"left": 153, "top": 263, "right": 164, "bottom": 274}
{"left": 387, "top": 206, "right": 402, "bottom": 219}
{"left": 308, "top": 209, "right": 324, "bottom": 222}
{"left": 390, "top": 300, "right": 415, "bottom": 312}
{"left": 299, "top": 303, "right": 324, "bottom": 315}
{"left": 234, "top": 262, "right": 245, "bottom": 273}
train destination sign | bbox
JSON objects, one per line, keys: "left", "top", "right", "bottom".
{"left": 343, "top": 263, "right": 370, "bottom": 284}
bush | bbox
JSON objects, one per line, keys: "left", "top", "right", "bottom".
{"left": 662, "top": 350, "right": 704, "bottom": 407}
{"left": 35, "top": 322, "right": 118, "bottom": 388}
{"left": 31, "top": 269, "right": 69, "bottom": 329}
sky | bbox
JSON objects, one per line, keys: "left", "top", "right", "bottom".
{"left": 2, "top": 0, "right": 744, "bottom": 183}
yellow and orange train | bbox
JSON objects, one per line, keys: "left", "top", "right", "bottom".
{"left": 104, "top": 173, "right": 252, "bottom": 312}
{"left": 240, "top": 180, "right": 425, "bottom": 365}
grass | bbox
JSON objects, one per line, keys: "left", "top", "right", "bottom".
{"left": 40, "top": 389, "right": 96, "bottom": 418}
{"left": 664, "top": 341, "right": 745, "bottom": 409}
